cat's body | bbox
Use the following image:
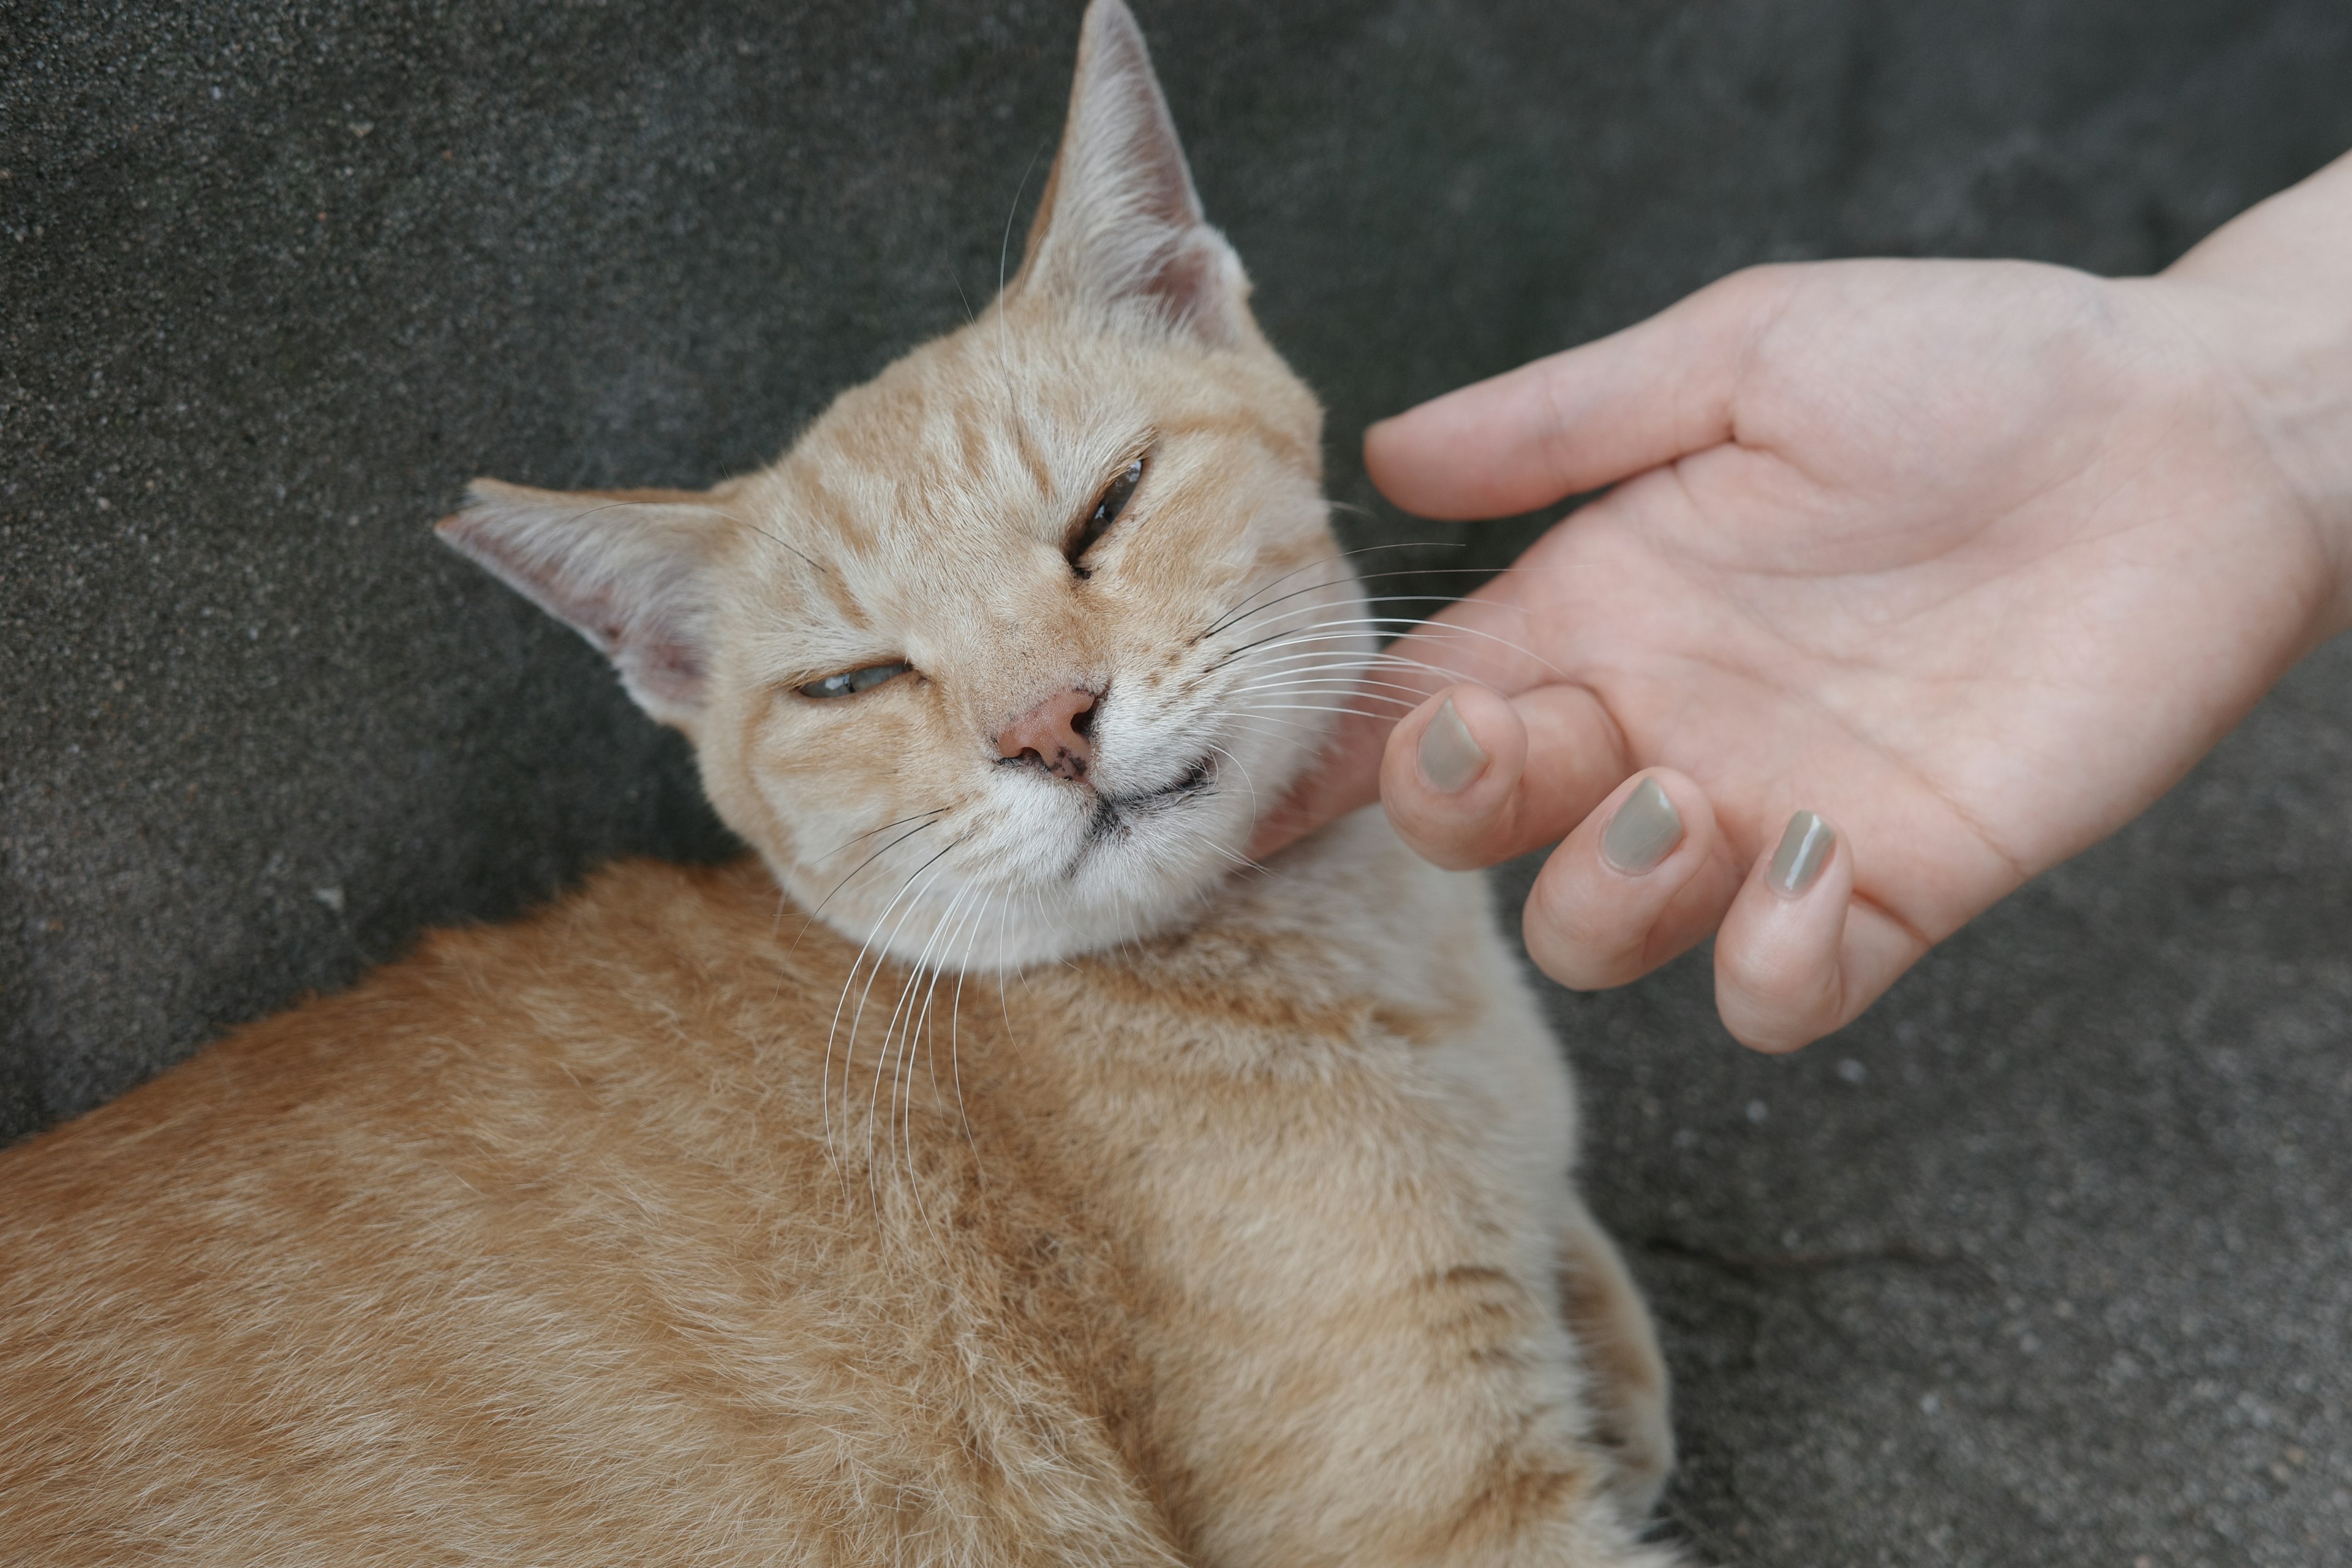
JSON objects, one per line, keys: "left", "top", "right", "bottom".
{"left": 3, "top": 817, "right": 1667, "bottom": 1566}
{"left": 0, "top": 4, "right": 1676, "bottom": 1561}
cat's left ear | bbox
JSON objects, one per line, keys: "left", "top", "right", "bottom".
{"left": 435, "top": 479, "right": 723, "bottom": 731}
{"left": 1014, "top": 0, "right": 1253, "bottom": 347}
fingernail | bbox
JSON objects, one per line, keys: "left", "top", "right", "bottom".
{"left": 1419, "top": 698, "right": 1487, "bottom": 793}
{"left": 1767, "top": 810, "right": 1835, "bottom": 897}
{"left": 1600, "top": 777, "right": 1683, "bottom": 873}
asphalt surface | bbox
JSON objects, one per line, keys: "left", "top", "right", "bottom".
{"left": 7, "top": 2, "right": 2352, "bottom": 1561}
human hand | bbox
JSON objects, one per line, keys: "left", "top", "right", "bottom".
{"left": 1255, "top": 151, "right": 2352, "bottom": 1050}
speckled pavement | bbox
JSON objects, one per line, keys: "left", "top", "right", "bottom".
{"left": 7, "top": 3, "right": 2351, "bottom": 1560}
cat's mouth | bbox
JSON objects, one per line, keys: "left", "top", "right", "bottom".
{"left": 1074, "top": 755, "right": 1215, "bottom": 854}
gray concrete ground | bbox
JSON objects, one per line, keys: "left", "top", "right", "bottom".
{"left": 7, "top": 1, "right": 2352, "bottom": 1561}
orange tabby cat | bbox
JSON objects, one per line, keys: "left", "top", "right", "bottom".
{"left": 0, "top": 5, "right": 1676, "bottom": 1562}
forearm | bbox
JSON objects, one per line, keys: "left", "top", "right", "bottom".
{"left": 2149, "top": 149, "right": 2352, "bottom": 641}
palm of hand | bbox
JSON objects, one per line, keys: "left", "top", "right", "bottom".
{"left": 1468, "top": 259, "right": 2323, "bottom": 946}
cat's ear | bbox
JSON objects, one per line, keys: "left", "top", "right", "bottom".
{"left": 1014, "top": 0, "right": 1251, "bottom": 345}
{"left": 435, "top": 479, "right": 723, "bottom": 730}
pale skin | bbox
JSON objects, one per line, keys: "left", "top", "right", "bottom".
{"left": 1256, "top": 148, "right": 2352, "bottom": 1053}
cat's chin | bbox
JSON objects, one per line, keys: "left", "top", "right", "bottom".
{"left": 787, "top": 867, "right": 1227, "bottom": 974}
{"left": 772, "top": 777, "right": 1268, "bottom": 972}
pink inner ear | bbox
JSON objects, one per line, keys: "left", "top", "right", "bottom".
{"left": 435, "top": 486, "right": 715, "bottom": 722}
{"left": 628, "top": 634, "right": 708, "bottom": 699}
{"left": 1144, "top": 233, "right": 1242, "bottom": 347}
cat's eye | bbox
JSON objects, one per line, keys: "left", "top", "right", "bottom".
{"left": 798, "top": 662, "right": 913, "bottom": 700}
{"left": 1068, "top": 456, "right": 1145, "bottom": 573}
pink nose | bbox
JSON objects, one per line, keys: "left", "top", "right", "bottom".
{"left": 997, "top": 687, "right": 1097, "bottom": 782}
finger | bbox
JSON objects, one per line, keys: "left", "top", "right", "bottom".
{"left": 1520, "top": 769, "right": 1744, "bottom": 992}
{"left": 1379, "top": 684, "right": 1629, "bottom": 871}
{"left": 1363, "top": 266, "right": 1793, "bottom": 521}
{"left": 1712, "top": 810, "right": 1926, "bottom": 1053}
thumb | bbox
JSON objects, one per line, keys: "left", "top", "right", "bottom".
{"left": 1364, "top": 266, "right": 1789, "bottom": 521}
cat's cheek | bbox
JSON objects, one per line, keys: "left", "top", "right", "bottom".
{"left": 690, "top": 717, "right": 790, "bottom": 870}
{"left": 702, "top": 693, "right": 869, "bottom": 871}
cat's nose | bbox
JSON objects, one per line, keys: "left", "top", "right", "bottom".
{"left": 996, "top": 687, "right": 1097, "bottom": 782}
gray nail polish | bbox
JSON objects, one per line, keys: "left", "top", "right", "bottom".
{"left": 1767, "top": 810, "right": 1835, "bottom": 897}
{"left": 1600, "top": 777, "right": 1683, "bottom": 873}
{"left": 1419, "top": 698, "right": 1487, "bottom": 793}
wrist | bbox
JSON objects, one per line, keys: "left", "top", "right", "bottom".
{"left": 2152, "top": 150, "right": 2352, "bottom": 643}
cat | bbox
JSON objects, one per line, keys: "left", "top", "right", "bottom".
{"left": 0, "top": 4, "right": 1677, "bottom": 1562}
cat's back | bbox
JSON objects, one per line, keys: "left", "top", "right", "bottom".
{"left": 0, "top": 858, "right": 1178, "bottom": 1567}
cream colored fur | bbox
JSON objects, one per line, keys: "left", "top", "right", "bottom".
{"left": 0, "top": 4, "right": 1677, "bottom": 1562}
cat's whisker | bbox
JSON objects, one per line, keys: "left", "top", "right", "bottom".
{"left": 879, "top": 968, "right": 934, "bottom": 1216}
{"left": 1207, "top": 623, "right": 1386, "bottom": 675}
{"left": 1199, "top": 583, "right": 1363, "bottom": 646}
{"left": 910, "top": 882, "right": 993, "bottom": 1204}
{"left": 1194, "top": 539, "right": 1425, "bottom": 625}
{"left": 1223, "top": 648, "right": 1395, "bottom": 680}
{"left": 998, "top": 139, "right": 1046, "bottom": 302}
{"left": 1230, "top": 690, "right": 1420, "bottom": 718}
{"left": 992, "top": 896, "right": 1022, "bottom": 1071}
{"left": 1228, "top": 654, "right": 1445, "bottom": 693}
{"left": 883, "top": 877, "right": 982, "bottom": 1237}
{"left": 826, "top": 832, "right": 966, "bottom": 1191}
{"left": 1205, "top": 598, "right": 1463, "bottom": 662}
{"left": 1239, "top": 701, "right": 1398, "bottom": 723}
{"left": 1193, "top": 541, "right": 1464, "bottom": 643}
{"left": 795, "top": 815, "right": 949, "bottom": 951}
{"left": 987, "top": 140, "right": 1049, "bottom": 443}
{"left": 1206, "top": 564, "right": 1559, "bottom": 636}
{"left": 813, "top": 818, "right": 941, "bottom": 1170}
{"left": 1196, "top": 839, "right": 1267, "bottom": 877}
{"left": 1210, "top": 615, "right": 1561, "bottom": 680}
{"left": 1165, "top": 801, "right": 1268, "bottom": 880}
{"left": 880, "top": 877, "right": 964, "bottom": 1144}
{"left": 1196, "top": 565, "right": 1559, "bottom": 673}
{"left": 1221, "top": 714, "right": 1327, "bottom": 745}
{"left": 944, "top": 889, "right": 992, "bottom": 1169}
{"left": 1224, "top": 677, "right": 1423, "bottom": 706}
{"left": 1238, "top": 647, "right": 1498, "bottom": 702}
{"left": 1244, "top": 640, "right": 1465, "bottom": 667}
{"left": 1202, "top": 576, "right": 1536, "bottom": 646}
{"left": 856, "top": 848, "right": 969, "bottom": 1212}
{"left": 1210, "top": 636, "right": 1487, "bottom": 691}
{"left": 1227, "top": 606, "right": 1484, "bottom": 642}
{"left": 1234, "top": 697, "right": 1418, "bottom": 722}
{"left": 1200, "top": 741, "right": 1259, "bottom": 822}
{"left": 809, "top": 806, "right": 954, "bottom": 866}
{"left": 1229, "top": 659, "right": 1419, "bottom": 685}
{"left": 1229, "top": 677, "right": 1430, "bottom": 722}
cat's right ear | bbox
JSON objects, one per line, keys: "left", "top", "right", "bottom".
{"left": 435, "top": 479, "right": 721, "bottom": 731}
{"left": 1012, "top": 0, "right": 1253, "bottom": 346}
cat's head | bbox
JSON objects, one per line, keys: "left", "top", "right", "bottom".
{"left": 437, "top": 0, "right": 1367, "bottom": 968}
